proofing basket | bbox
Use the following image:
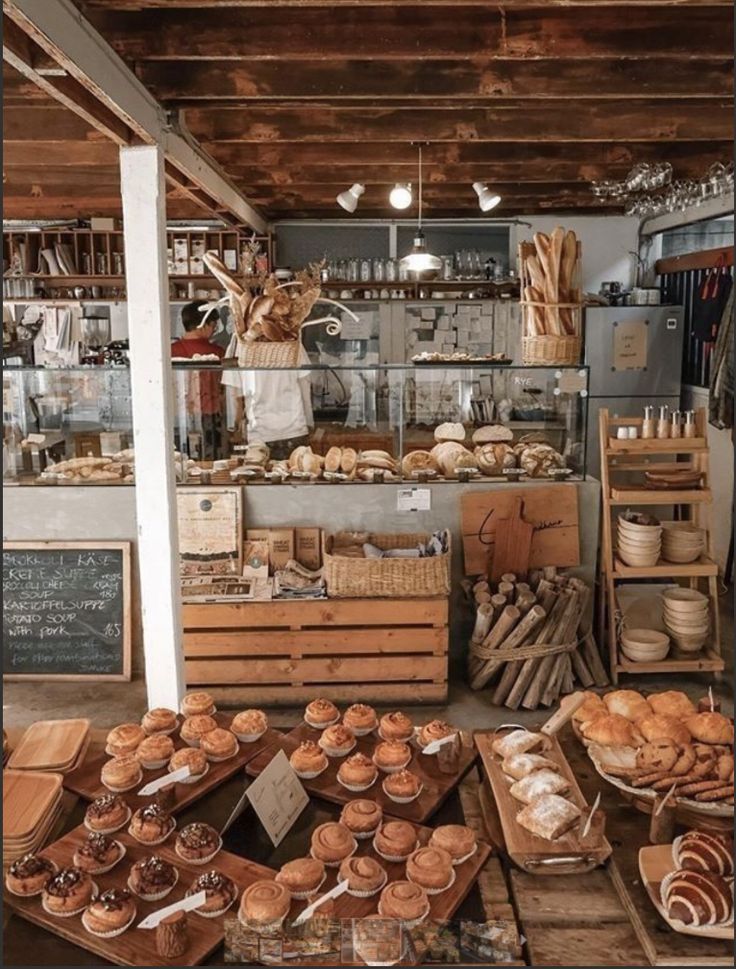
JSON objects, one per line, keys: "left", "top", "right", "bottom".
{"left": 521, "top": 332, "right": 582, "bottom": 365}
{"left": 240, "top": 340, "right": 301, "bottom": 368}
{"left": 322, "top": 531, "right": 451, "bottom": 598}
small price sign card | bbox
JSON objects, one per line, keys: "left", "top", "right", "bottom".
{"left": 397, "top": 487, "right": 431, "bottom": 512}
{"left": 245, "top": 749, "right": 309, "bottom": 846}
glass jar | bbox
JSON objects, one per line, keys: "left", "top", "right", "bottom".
{"left": 385, "top": 258, "right": 397, "bottom": 282}
{"left": 347, "top": 258, "right": 359, "bottom": 283}
{"left": 372, "top": 258, "right": 385, "bottom": 282}
{"left": 360, "top": 258, "right": 372, "bottom": 282}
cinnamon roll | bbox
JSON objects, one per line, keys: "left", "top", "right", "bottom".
{"left": 340, "top": 799, "right": 383, "bottom": 839}
{"left": 337, "top": 752, "right": 378, "bottom": 791}
{"left": 274, "top": 858, "right": 326, "bottom": 899}
{"left": 338, "top": 856, "right": 387, "bottom": 897}
{"left": 379, "top": 711, "right": 414, "bottom": 742}
{"left": 428, "top": 824, "right": 477, "bottom": 864}
{"left": 310, "top": 822, "right": 357, "bottom": 866}
{"left": 373, "top": 820, "right": 418, "bottom": 862}
{"left": 238, "top": 880, "right": 292, "bottom": 927}
{"left": 406, "top": 846, "right": 454, "bottom": 893}
{"left": 200, "top": 727, "right": 239, "bottom": 762}
{"left": 378, "top": 881, "right": 430, "bottom": 924}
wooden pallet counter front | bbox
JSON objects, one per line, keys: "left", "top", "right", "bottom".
{"left": 182, "top": 597, "right": 449, "bottom": 705}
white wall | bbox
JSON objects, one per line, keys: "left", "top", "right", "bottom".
{"left": 515, "top": 215, "right": 640, "bottom": 294}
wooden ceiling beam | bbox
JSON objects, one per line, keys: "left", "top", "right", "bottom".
{"left": 78, "top": 1, "right": 734, "bottom": 8}
{"left": 3, "top": 141, "right": 123, "bottom": 166}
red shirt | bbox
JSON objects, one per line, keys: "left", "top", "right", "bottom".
{"left": 171, "top": 337, "right": 224, "bottom": 415}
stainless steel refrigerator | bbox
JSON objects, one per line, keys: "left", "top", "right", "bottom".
{"left": 584, "top": 306, "right": 684, "bottom": 480}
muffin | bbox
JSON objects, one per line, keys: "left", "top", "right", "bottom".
{"left": 429, "top": 824, "right": 477, "bottom": 864}
{"left": 290, "top": 741, "right": 328, "bottom": 779}
{"left": 186, "top": 869, "right": 238, "bottom": 917}
{"left": 136, "top": 733, "right": 175, "bottom": 770}
{"left": 73, "top": 833, "right": 125, "bottom": 874}
{"left": 378, "top": 881, "right": 430, "bottom": 924}
{"left": 5, "top": 854, "right": 57, "bottom": 896}
{"left": 101, "top": 754, "right": 142, "bottom": 793}
{"left": 304, "top": 698, "right": 340, "bottom": 729}
{"left": 274, "top": 858, "right": 326, "bottom": 899}
{"left": 418, "top": 720, "right": 456, "bottom": 750}
{"left": 231, "top": 709, "right": 268, "bottom": 742}
{"left": 373, "top": 740, "right": 412, "bottom": 774}
{"left": 42, "top": 868, "right": 95, "bottom": 917}
{"left": 239, "top": 880, "right": 292, "bottom": 929}
{"left": 343, "top": 703, "right": 378, "bottom": 736}
{"left": 340, "top": 799, "right": 383, "bottom": 840}
{"left": 379, "top": 711, "right": 414, "bottom": 742}
{"left": 168, "top": 746, "right": 209, "bottom": 783}
{"left": 127, "top": 855, "right": 178, "bottom": 901}
{"left": 180, "top": 714, "right": 218, "bottom": 747}
{"left": 84, "top": 794, "right": 131, "bottom": 834}
{"left": 128, "top": 803, "right": 175, "bottom": 845}
{"left": 141, "top": 708, "right": 178, "bottom": 736}
{"left": 105, "top": 723, "right": 145, "bottom": 757}
{"left": 181, "top": 691, "right": 215, "bottom": 717}
{"left": 82, "top": 888, "right": 136, "bottom": 938}
{"left": 175, "top": 822, "right": 222, "bottom": 864}
{"left": 318, "top": 723, "right": 356, "bottom": 757}
{"left": 406, "top": 846, "right": 454, "bottom": 893}
{"left": 338, "top": 856, "right": 387, "bottom": 897}
{"left": 310, "top": 822, "right": 357, "bottom": 867}
{"left": 337, "top": 752, "right": 378, "bottom": 792}
{"left": 373, "top": 820, "right": 418, "bottom": 862}
{"left": 200, "top": 727, "right": 239, "bottom": 762}
{"left": 383, "top": 769, "right": 423, "bottom": 803}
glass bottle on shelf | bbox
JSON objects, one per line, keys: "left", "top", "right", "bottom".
{"left": 347, "top": 258, "right": 359, "bottom": 282}
{"left": 373, "top": 258, "right": 385, "bottom": 282}
{"left": 360, "top": 258, "right": 372, "bottom": 282}
{"left": 385, "top": 258, "right": 397, "bottom": 282}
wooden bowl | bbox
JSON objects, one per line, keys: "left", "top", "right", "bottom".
{"left": 621, "top": 641, "right": 670, "bottom": 662}
{"left": 661, "top": 588, "right": 709, "bottom": 613}
{"left": 618, "top": 533, "right": 662, "bottom": 550}
{"left": 621, "top": 628, "right": 670, "bottom": 650}
{"left": 618, "top": 547, "right": 661, "bottom": 567}
{"left": 661, "top": 548, "right": 704, "bottom": 564}
{"left": 618, "top": 522, "right": 662, "bottom": 543}
{"left": 668, "top": 633, "right": 708, "bottom": 653}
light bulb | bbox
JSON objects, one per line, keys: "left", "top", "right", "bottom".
{"left": 472, "top": 182, "right": 502, "bottom": 212}
{"left": 389, "top": 183, "right": 412, "bottom": 210}
{"left": 336, "top": 183, "right": 365, "bottom": 213}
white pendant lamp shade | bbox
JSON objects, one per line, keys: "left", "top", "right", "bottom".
{"left": 473, "top": 182, "right": 501, "bottom": 212}
{"left": 400, "top": 231, "right": 442, "bottom": 273}
{"left": 336, "top": 183, "right": 365, "bottom": 212}
{"left": 389, "top": 183, "right": 413, "bottom": 209}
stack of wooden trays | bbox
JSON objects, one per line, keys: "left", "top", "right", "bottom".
{"left": 3, "top": 770, "right": 63, "bottom": 864}
{"left": 7, "top": 719, "right": 90, "bottom": 775}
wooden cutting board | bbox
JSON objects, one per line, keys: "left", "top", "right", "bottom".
{"left": 490, "top": 497, "right": 534, "bottom": 581}
{"left": 8, "top": 719, "right": 90, "bottom": 771}
{"left": 3, "top": 771, "right": 63, "bottom": 840}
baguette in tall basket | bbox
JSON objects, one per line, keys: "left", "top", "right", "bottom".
{"left": 519, "top": 228, "right": 582, "bottom": 365}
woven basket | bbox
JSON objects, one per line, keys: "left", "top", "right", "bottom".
{"left": 322, "top": 531, "right": 451, "bottom": 599}
{"left": 521, "top": 333, "right": 582, "bottom": 366}
{"left": 240, "top": 340, "right": 301, "bottom": 368}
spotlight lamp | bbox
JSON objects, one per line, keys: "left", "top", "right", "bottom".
{"left": 389, "top": 183, "right": 413, "bottom": 210}
{"left": 336, "top": 183, "right": 365, "bottom": 213}
{"left": 472, "top": 182, "right": 502, "bottom": 212}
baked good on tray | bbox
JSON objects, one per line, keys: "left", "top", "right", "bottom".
{"left": 231, "top": 709, "right": 268, "bottom": 742}
{"left": 340, "top": 799, "right": 383, "bottom": 838}
{"left": 318, "top": 723, "right": 356, "bottom": 757}
{"left": 81, "top": 888, "right": 136, "bottom": 937}
{"left": 5, "top": 854, "right": 57, "bottom": 896}
{"left": 429, "top": 824, "right": 477, "bottom": 864}
{"left": 338, "top": 856, "right": 387, "bottom": 897}
{"left": 106, "top": 723, "right": 145, "bottom": 757}
{"left": 685, "top": 713, "right": 733, "bottom": 746}
{"left": 238, "top": 880, "right": 292, "bottom": 928}
{"left": 516, "top": 794, "right": 582, "bottom": 841}
{"left": 378, "top": 711, "right": 414, "bottom": 742}
{"left": 310, "top": 822, "right": 357, "bottom": 866}
{"left": 42, "top": 867, "right": 95, "bottom": 917}
{"left": 275, "top": 858, "right": 326, "bottom": 899}
{"left": 85, "top": 794, "right": 130, "bottom": 834}
{"left": 674, "top": 831, "right": 734, "bottom": 876}
{"left": 180, "top": 714, "right": 218, "bottom": 747}
{"left": 648, "top": 691, "right": 697, "bottom": 720}
{"left": 304, "top": 698, "right": 340, "bottom": 729}
{"left": 129, "top": 804, "right": 175, "bottom": 845}
{"left": 186, "top": 870, "right": 238, "bottom": 917}
{"left": 141, "top": 708, "right": 178, "bottom": 736}
{"left": 200, "top": 727, "right": 239, "bottom": 762}
{"left": 664, "top": 869, "right": 733, "bottom": 926}
{"left": 101, "top": 754, "right": 142, "bottom": 793}
{"left": 342, "top": 703, "right": 378, "bottom": 736}
{"left": 168, "top": 746, "right": 208, "bottom": 781}
{"left": 580, "top": 714, "right": 644, "bottom": 748}
{"left": 181, "top": 691, "right": 215, "bottom": 717}
{"left": 337, "top": 752, "right": 378, "bottom": 791}
{"left": 127, "top": 855, "right": 178, "bottom": 901}
{"left": 406, "top": 846, "right": 454, "bottom": 893}
{"left": 372, "top": 740, "right": 411, "bottom": 773}
{"left": 492, "top": 729, "right": 544, "bottom": 759}
{"left": 383, "top": 768, "right": 422, "bottom": 803}
{"left": 378, "top": 881, "right": 430, "bottom": 923}
{"left": 502, "top": 752, "right": 560, "bottom": 780}
{"left": 509, "top": 768, "right": 570, "bottom": 804}
{"left": 136, "top": 734, "right": 175, "bottom": 770}
{"left": 636, "top": 714, "right": 692, "bottom": 747}
{"left": 175, "top": 823, "right": 222, "bottom": 864}
{"left": 418, "top": 719, "right": 456, "bottom": 749}
{"left": 290, "top": 740, "right": 328, "bottom": 779}
{"left": 373, "top": 820, "right": 418, "bottom": 862}
{"left": 73, "top": 833, "right": 124, "bottom": 874}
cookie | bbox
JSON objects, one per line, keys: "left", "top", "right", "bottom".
{"left": 636, "top": 740, "right": 679, "bottom": 773}
{"left": 715, "top": 754, "right": 734, "bottom": 781}
{"left": 676, "top": 779, "right": 728, "bottom": 797}
{"left": 695, "top": 786, "right": 734, "bottom": 802}
{"left": 670, "top": 745, "right": 697, "bottom": 776}
{"left": 632, "top": 770, "right": 670, "bottom": 789}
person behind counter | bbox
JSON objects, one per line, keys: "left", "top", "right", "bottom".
{"left": 171, "top": 301, "right": 225, "bottom": 460}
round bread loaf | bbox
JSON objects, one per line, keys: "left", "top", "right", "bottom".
{"left": 603, "top": 690, "right": 653, "bottom": 722}
{"left": 475, "top": 442, "right": 516, "bottom": 476}
{"left": 433, "top": 422, "right": 466, "bottom": 444}
{"left": 471, "top": 424, "right": 514, "bottom": 445}
{"left": 581, "top": 714, "right": 644, "bottom": 748}
{"left": 647, "top": 691, "right": 697, "bottom": 720}
{"left": 517, "top": 443, "right": 566, "bottom": 478}
{"left": 401, "top": 450, "right": 439, "bottom": 477}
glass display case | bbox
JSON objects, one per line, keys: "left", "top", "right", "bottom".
{"left": 3, "top": 363, "right": 588, "bottom": 485}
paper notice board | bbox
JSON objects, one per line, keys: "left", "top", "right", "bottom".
{"left": 612, "top": 320, "right": 648, "bottom": 371}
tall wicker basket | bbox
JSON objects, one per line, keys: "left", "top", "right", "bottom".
{"left": 322, "top": 531, "right": 451, "bottom": 598}
{"left": 518, "top": 239, "right": 583, "bottom": 365}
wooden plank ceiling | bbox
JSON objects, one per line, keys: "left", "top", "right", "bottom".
{"left": 4, "top": 0, "right": 734, "bottom": 221}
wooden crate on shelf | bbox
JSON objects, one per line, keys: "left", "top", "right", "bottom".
{"left": 182, "top": 597, "right": 449, "bottom": 705}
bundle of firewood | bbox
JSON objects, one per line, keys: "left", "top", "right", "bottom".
{"left": 464, "top": 567, "right": 608, "bottom": 710}
{"left": 519, "top": 227, "right": 581, "bottom": 338}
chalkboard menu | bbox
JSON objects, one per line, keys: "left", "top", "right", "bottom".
{"left": 3, "top": 542, "right": 131, "bottom": 681}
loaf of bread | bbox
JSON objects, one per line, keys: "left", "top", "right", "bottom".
{"left": 580, "top": 714, "right": 644, "bottom": 748}
{"left": 430, "top": 441, "right": 473, "bottom": 477}
{"left": 636, "top": 714, "right": 691, "bottom": 747}
{"left": 685, "top": 713, "right": 734, "bottom": 746}
{"left": 324, "top": 446, "right": 342, "bottom": 473}
{"left": 471, "top": 425, "right": 513, "bottom": 445}
{"left": 474, "top": 442, "right": 516, "bottom": 476}
{"left": 516, "top": 443, "right": 566, "bottom": 478}
{"left": 434, "top": 422, "right": 466, "bottom": 444}
{"left": 401, "top": 450, "right": 440, "bottom": 477}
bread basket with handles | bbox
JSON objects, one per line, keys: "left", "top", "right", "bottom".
{"left": 322, "top": 531, "right": 451, "bottom": 598}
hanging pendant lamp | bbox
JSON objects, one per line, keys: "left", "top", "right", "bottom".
{"left": 400, "top": 145, "right": 441, "bottom": 275}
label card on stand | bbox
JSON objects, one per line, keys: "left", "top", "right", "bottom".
{"left": 397, "top": 488, "right": 431, "bottom": 512}
{"left": 245, "top": 749, "right": 309, "bottom": 846}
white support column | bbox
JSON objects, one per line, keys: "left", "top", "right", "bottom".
{"left": 120, "top": 144, "right": 185, "bottom": 709}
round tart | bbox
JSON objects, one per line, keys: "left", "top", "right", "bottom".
{"left": 181, "top": 691, "right": 216, "bottom": 717}
{"left": 318, "top": 723, "right": 356, "bottom": 758}
{"left": 418, "top": 720, "right": 456, "bottom": 750}
{"left": 338, "top": 856, "right": 387, "bottom": 897}
{"left": 373, "top": 740, "right": 412, "bottom": 773}
{"left": 239, "top": 880, "right": 292, "bottom": 928}
{"left": 141, "top": 708, "right": 178, "bottom": 736}
{"left": 105, "top": 723, "right": 145, "bottom": 757}
{"left": 127, "top": 855, "right": 178, "bottom": 901}
{"left": 180, "top": 714, "right": 218, "bottom": 747}
{"left": 101, "top": 754, "right": 142, "bottom": 793}
{"left": 340, "top": 799, "right": 383, "bottom": 839}
{"left": 383, "top": 769, "right": 423, "bottom": 803}
{"left": 379, "top": 711, "right": 414, "bottom": 742}
{"left": 373, "top": 820, "right": 418, "bottom": 862}
{"left": 136, "top": 733, "right": 175, "bottom": 770}
{"left": 175, "top": 823, "right": 222, "bottom": 864}
{"left": 42, "top": 867, "right": 95, "bottom": 917}
{"left": 275, "top": 858, "right": 326, "bottom": 899}
{"left": 337, "top": 753, "right": 378, "bottom": 791}
{"left": 290, "top": 741, "right": 328, "bottom": 779}
{"left": 304, "top": 698, "right": 340, "bottom": 729}
{"left": 342, "top": 703, "right": 378, "bottom": 736}
{"left": 310, "top": 822, "right": 357, "bottom": 867}
{"left": 231, "top": 709, "right": 268, "bottom": 742}
{"left": 73, "top": 833, "right": 125, "bottom": 874}
{"left": 378, "top": 881, "right": 430, "bottom": 924}
{"left": 168, "top": 746, "right": 208, "bottom": 782}
{"left": 186, "top": 869, "right": 238, "bottom": 917}
{"left": 429, "top": 824, "right": 478, "bottom": 864}
{"left": 84, "top": 795, "right": 131, "bottom": 834}
{"left": 128, "top": 804, "right": 175, "bottom": 845}
{"left": 82, "top": 888, "right": 136, "bottom": 938}
{"left": 406, "top": 846, "right": 454, "bottom": 894}
{"left": 5, "top": 854, "right": 57, "bottom": 896}
{"left": 200, "top": 727, "right": 239, "bottom": 762}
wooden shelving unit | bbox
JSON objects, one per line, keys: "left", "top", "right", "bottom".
{"left": 598, "top": 407, "right": 724, "bottom": 683}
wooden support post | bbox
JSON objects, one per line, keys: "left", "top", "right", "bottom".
{"left": 120, "top": 144, "right": 185, "bottom": 710}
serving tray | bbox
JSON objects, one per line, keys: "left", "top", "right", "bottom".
{"left": 8, "top": 719, "right": 90, "bottom": 772}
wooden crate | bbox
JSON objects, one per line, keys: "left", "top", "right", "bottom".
{"left": 182, "top": 597, "right": 449, "bottom": 705}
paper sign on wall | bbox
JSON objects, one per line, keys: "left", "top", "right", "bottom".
{"left": 245, "top": 749, "right": 309, "bottom": 846}
{"left": 339, "top": 312, "right": 372, "bottom": 341}
{"left": 397, "top": 488, "right": 431, "bottom": 512}
{"left": 612, "top": 320, "right": 648, "bottom": 371}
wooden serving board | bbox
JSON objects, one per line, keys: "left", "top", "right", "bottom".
{"left": 475, "top": 731, "right": 611, "bottom": 874}
{"left": 8, "top": 719, "right": 90, "bottom": 771}
{"left": 63, "top": 716, "right": 282, "bottom": 815}
{"left": 3, "top": 770, "right": 63, "bottom": 840}
{"left": 246, "top": 724, "right": 478, "bottom": 825}
{"left": 3, "top": 823, "right": 278, "bottom": 967}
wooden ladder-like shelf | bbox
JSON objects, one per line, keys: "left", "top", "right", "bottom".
{"left": 598, "top": 407, "right": 724, "bottom": 683}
